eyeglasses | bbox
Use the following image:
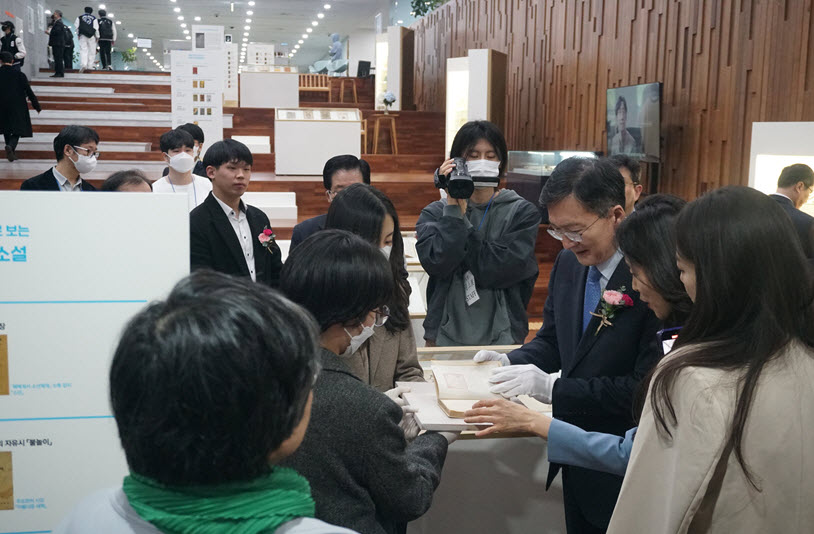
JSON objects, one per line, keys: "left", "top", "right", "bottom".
{"left": 547, "top": 216, "right": 602, "bottom": 243}
{"left": 73, "top": 145, "right": 101, "bottom": 159}
{"left": 373, "top": 305, "right": 390, "bottom": 327}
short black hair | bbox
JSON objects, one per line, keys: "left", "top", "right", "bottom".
{"left": 449, "top": 120, "right": 509, "bottom": 176}
{"left": 110, "top": 271, "right": 320, "bottom": 486}
{"left": 202, "top": 139, "right": 253, "bottom": 170}
{"left": 1, "top": 21, "right": 14, "bottom": 31}
{"left": 177, "top": 123, "right": 205, "bottom": 144}
{"left": 777, "top": 163, "right": 814, "bottom": 189}
{"left": 281, "top": 229, "right": 393, "bottom": 332}
{"left": 84, "top": 6, "right": 93, "bottom": 13}
{"left": 609, "top": 154, "right": 641, "bottom": 184}
{"left": 53, "top": 125, "right": 100, "bottom": 162}
{"left": 0, "top": 52, "right": 12, "bottom": 64}
{"left": 541, "top": 157, "right": 626, "bottom": 216}
{"left": 101, "top": 170, "right": 152, "bottom": 191}
{"left": 615, "top": 95, "right": 628, "bottom": 114}
{"left": 322, "top": 155, "right": 370, "bottom": 190}
{"left": 159, "top": 129, "right": 195, "bottom": 154}
{"left": 98, "top": 9, "right": 106, "bottom": 16}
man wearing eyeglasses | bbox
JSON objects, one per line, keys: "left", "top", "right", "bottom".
{"left": 20, "top": 125, "right": 100, "bottom": 191}
{"left": 475, "top": 157, "right": 661, "bottom": 534}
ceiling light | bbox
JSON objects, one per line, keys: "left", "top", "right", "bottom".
{"left": 301, "top": 34, "right": 307, "bottom": 38}
{"left": 99, "top": 4, "right": 106, "bottom": 9}
{"left": 245, "top": 18, "right": 252, "bottom": 23}
{"left": 243, "top": 38, "right": 248, "bottom": 42}
{"left": 177, "top": 16, "right": 184, "bottom": 20}
{"left": 298, "top": 39, "right": 303, "bottom": 44}
{"left": 115, "top": 20, "right": 121, "bottom": 24}
{"left": 248, "top": 0, "right": 255, "bottom": 5}
{"left": 185, "top": 35, "right": 191, "bottom": 40}
{"left": 244, "top": 25, "right": 250, "bottom": 30}
{"left": 171, "top": 0, "right": 176, "bottom": 2}
{"left": 194, "top": 16, "right": 201, "bottom": 21}
{"left": 45, "top": 9, "right": 51, "bottom": 14}
{"left": 183, "top": 30, "right": 189, "bottom": 34}
{"left": 180, "top": 23, "right": 187, "bottom": 27}
{"left": 133, "top": 39, "right": 138, "bottom": 43}
{"left": 174, "top": 7, "right": 180, "bottom": 12}
{"left": 397, "top": 19, "right": 403, "bottom": 23}
{"left": 142, "top": 48, "right": 147, "bottom": 52}
{"left": 306, "top": 28, "right": 313, "bottom": 33}
{"left": 128, "top": 33, "right": 134, "bottom": 38}
{"left": 246, "top": 10, "right": 253, "bottom": 15}
{"left": 244, "top": 32, "right": 249, "bottom": 36}
{"left": 324, "top": 4, "right": 331, "bottom": 9}
{"left": 289, "top": 53, "right": 294, "bottom": 57}
{"left": 317, "top": 13, "right": 324, "bottom": 19}
{"left": 108, "top": 13, "right": 114, "bottom": 18}
{"left": 294, "top": 45, "right": 300, "bottom": 49}
{"left": 311, "top": 21, "right": 318, "bottom": 26}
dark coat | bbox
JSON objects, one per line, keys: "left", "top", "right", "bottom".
{"left": 20, "top": 168, "right": 97, "bottom": 191}
{"left": 770, "top": 194, "right": 814, "bottom": 259}
{"left": 189, "top": 192, "right": 282, "bottom": 287}
{"left": 509, "top": 249, "right": 662, "bottom": 529}
{"left": 0, "top": 66, "right": 40, "bottom": 137}
{"left": 48, "top": 19, "right": 66, "bottom": 47}
{"left": 282, "top": 348, "right": 448, "bottom": 534}
{"left": 290, "top": 213, "right": 327, "bottom": 250}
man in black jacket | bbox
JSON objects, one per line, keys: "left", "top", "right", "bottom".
{"left": 476, "top": 157, "right": 661, "bottom": 533}
{"left": 770, "top": 163, "right": 814, "bottom": 259}
{"left": 47, "top": 11, "right": 66, "bottom": 77}
{"left": 190, "top": 139, "right": 282, "bottom": 287}
{"left": 20, "top": 125, "right": 99, "bottom": 191}
{"left": 1, "top": 52, "right": 40, "bottom": 161}
{"left": 97, "top": 9, "right": 115, "bottom": 70}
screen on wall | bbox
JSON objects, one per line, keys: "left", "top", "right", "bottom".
{"left": 606, "top": 82, "right": 661, "bottom": 162}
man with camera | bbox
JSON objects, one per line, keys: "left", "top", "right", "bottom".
{"left": 416, "top": 120, "right": 540, "bottom": 347}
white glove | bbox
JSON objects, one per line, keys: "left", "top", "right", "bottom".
{"left": 384, "top": 386, "right": 410, "bottom": 407}
{"left": 488, "top": 364, "right": 556, "bottom": 403}
{"left": 473, "top": 350, "right": 510, "bottom": 367}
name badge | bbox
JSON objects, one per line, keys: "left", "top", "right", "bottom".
{"left": 464, "top": 270, "right": 480, "bottom": 306}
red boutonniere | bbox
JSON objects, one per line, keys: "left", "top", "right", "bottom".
{"left": 257, "top": 226, "right": 276, "bottom": 253}
{"left": 590, "top": 287, "right": 634, "bottom": 335}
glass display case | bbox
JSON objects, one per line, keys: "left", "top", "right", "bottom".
{"left": 506, "top": 150, "right": 599, "bottom": 222}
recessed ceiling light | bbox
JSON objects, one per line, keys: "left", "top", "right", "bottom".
{"left": 185, "top": 35, "right": 191, "bottom": 40}
{"left": 244, "top": 25, "right": 251, "bottom": 30}
{"left": 128, "top": 33, "right": 134, "bottom": 38}
{"left": 115, "top": 20, "right": 121, "bottom": 25}
{"left": 99, "top": 4, "right": 106, "bottom": 9}
{"left": 317, "top": 13, "right": 324, "bottom": 19}
{"left": 294, "top": 45, "right": 300, "bottom": 49}
{"left": 142, "top": 48, "right": 147, "bottom": 51}
{"left": 311, "top": 21, "right": 318, "bottom": 26}
{"left": 183, "top": 30, "right": 189, "bottom": 34}
{"left": 45, "top": 9, "right": 51, "bottom": 14}
{"left": 306, "top": 28, "right": 313, "bottom": 33}
{"left": 324, "top": 4, "right": 331, "bottom": 9}
{"left": 177, "top": 16, "right": 184, "bottom": 20}
{"left": 242, "top": 38, "right": 248, "bottom": 42}
{"left": 108, "top": 13, "right": 114, "bottom": 18}
{"left": 298, "top": 39, "right": 303, "bottom": 44}
{"left": 245, "top": 18, "right": 252, "bottom": 23}
{"left": 194, "top": 16, "right": 201, "bottom": 21}
{"left": 133, "top": 39, "right": 138, "bottom": 43}
{"left": 289, "top": 53, "right": 294, "bottom": 57}
{"left": 246, "top": 10, "right": 253, "bottom": 15}
{"left": 397, "top": 19, "right": 403, "bottom": 23}
{"left": 180, "top": 23, "right": 187, "bottom": 27}
{"left": 174, "top": 7, "right": 180, "bottom": 12}
{"left": 248, "top": 1, "right": 255, "bottom": 5}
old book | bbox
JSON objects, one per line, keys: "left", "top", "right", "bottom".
{"left": 0, "top": 451, "right": 12, "bottom": 510}
{"left": 431, "top": 360, "right": 503, "bottom": 418}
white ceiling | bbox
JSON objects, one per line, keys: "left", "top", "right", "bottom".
{"left": 47, "top": 0, "right": 390, "bottom": 69}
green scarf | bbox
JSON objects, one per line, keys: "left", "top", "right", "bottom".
{"left": 122, "top": 467, "right": 315, "bottom": 534}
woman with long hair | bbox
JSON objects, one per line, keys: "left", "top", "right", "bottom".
{"left": 608, "top": 186, "right": 814, "bottom": 532}
{"left": 325, "top": 182, "right": 424, "bottom": 391}
{"left": 464, "top": 195, "right": 689, "bottom": 476}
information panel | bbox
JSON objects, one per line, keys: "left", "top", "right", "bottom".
{"left": 0, "top": 192, "right": 189, "bottom": 532}
{"left": 171, "top": 49, "right": 225, "bottom": 145}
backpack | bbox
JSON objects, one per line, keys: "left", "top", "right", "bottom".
{"left": 78, "top": 14, "right": 96, "bottom": 38}
{"left": 63, "top": 25, "right": 74, "bottom": 47}
{"left": 98, "top": 18, "right": 113, "bottom": 40}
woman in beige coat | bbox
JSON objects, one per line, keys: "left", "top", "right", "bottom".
{"left": 325, "top": 183, "right": 425, "bottom": 391}
{"left": 608, "top": 186, "right": 814, "bottom": 533}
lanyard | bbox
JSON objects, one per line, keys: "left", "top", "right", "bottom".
{"left": 168, "top": 175, "right": 197, "bottom": 206}
{"left": 477, "top": 192, "right": 497, "bottom": 231}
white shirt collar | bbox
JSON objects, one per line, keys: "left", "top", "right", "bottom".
{"left": 213, "top": 194, "right": 245, "bottom": 218}
{"left": 53, "top": 166, "right": 82, "bottom": 190}
{"left": 595, "top": 249, "right": 624, "bottom": 283}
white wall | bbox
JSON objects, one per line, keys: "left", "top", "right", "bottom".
{"left": 348, "top": 28, "right": 376, "bottom": 77}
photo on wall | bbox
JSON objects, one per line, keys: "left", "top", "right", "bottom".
{"left": 606, "top": 82, "right": 661, "bottom": 162}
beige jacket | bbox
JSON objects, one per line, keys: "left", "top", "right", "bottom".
{"left": 340, "top": 323, "right": 425, "bottom": 392}
{"left": 608, "top": 341, "right": 814, "bottom": 534}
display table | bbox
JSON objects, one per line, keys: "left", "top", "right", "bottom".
{"left": 239, "top": 72, "right": 299, "bottom": 108}
{"left": 275, "top": 108, "right": 362, "bottom": 175}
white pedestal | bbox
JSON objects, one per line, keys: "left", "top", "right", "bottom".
{"left": 239, "top": 72, "right": 299, "bottom": 108}
{"left": 275, "top": 119, "right": 361, "bottom": 175}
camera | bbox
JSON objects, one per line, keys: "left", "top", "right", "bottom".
{"left": 434, "top": 157, "right": 474, "bottom": 199}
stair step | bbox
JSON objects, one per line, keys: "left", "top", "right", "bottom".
{"left": 0, "top": 159, "right": 168, "bottom": 181}
{"left": 17, "top": 135, "right": 152, "bottom": 153}
{"left": 33, "top": 73, "right": 171, "bottom": 85}
{"left": 29, "top": 110, "right": 233, "bottom": 128}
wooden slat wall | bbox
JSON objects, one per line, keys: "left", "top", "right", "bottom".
{"left": 412, "top": 0, "right": 814, "bottom": 199}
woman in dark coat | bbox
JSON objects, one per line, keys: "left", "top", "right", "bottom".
{"left": 0, "top": 51, "right": 40, "bottom": 161}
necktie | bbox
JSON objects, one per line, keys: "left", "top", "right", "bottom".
{"left": 582, "top": 266, "right": 602, "bottom": 333}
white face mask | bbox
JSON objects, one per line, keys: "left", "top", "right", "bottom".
{"left": 467, "top": 159, "right": 501, "bottom": 178}
{"left": 70, "top": 148, "right": 97, "bottom": 174}
{"left": 167, "top": 152, "right": 196, "bottom": 174}
{"left": 380, "top": 245, "right": 392, "bottom": 260}
{"left": 342, "top": 324, "right": 375, "bottom": 356}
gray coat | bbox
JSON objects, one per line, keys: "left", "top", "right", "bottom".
{"left": 282, "top": 348, "right": 449, "bottom": 534}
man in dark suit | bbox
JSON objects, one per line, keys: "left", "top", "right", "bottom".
{"left": 476, "top": 157, "right": 661, "bottom": 533}
{"left": 47, "top": 10, "right": 66, "bottom": 77}
{"left": 20, "top": 125, "right": 99, "bottom": 191}
{"left": 289, "top": 154, "right": 371, "bottom": 249}
{"left": 770, "top": 163, "right": 814, "bottom": 259}
{"left": 190, "top": 139, "right": 282, "bottom": 287}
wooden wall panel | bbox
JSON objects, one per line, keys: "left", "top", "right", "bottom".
{"left": 412, "top": 0, "right": 814, "bottom": 199}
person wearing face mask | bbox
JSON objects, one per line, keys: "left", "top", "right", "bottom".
{"left": 161, "top": 123, "right": 207, "bottom": 178}
{"left": 325, "top": 183, "right": 424, "bottom": 391}
{"left": 280, "top": 229, "right": 456, "bottom": 534}
{"left": 152, "top": 128, "right": 212, "bottom": 211}
{"left": 416, "top": 120, "right": 541, "bottom": 346}
{"left": 20, "top": 125, "right": 100, "bottom": 191}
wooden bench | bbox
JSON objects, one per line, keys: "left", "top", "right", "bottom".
{"left": 298, "top": 74, "right": 332, "bottom": 101}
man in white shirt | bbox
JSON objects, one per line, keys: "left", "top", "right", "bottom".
{"left": 189, "top": 139, "right": 282, "bottom": 287}
{"left": 20, "top": 125, "right": 99, "bottom": 191}
{"left": 152, "top": 129, "right": 212, "bottom": 211}
{"left": 74, "top": 7, "right": 99, "bottom": 72}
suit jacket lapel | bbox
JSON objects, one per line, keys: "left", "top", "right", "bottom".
{"left": 207, "top": 195, "right": 249, "bottom": 275}
{"left": 566, "top": 261, "right": 633, "bottom": 375}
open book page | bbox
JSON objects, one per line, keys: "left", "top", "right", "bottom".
{"left": 431, "top": 360, "right": 502, "bottom": 400}
{"left": 398, "top": 381, "right": 490, "bottom": 432}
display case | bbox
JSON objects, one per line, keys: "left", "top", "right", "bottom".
{"left": 275, "top": 108, "right": 362, "bottom": 175}
{"left": 506, "top": 150, "right": 598, "bottom": 222}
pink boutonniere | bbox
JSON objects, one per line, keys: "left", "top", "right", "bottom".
{"left": 590, "top": 287, "right": 634, "bottom": 335}
{"left": 258, "top": 226, "right": 276, "bottom": 253}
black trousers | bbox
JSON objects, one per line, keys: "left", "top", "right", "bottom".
{"left": 99, "top": 40, "right": 112, "bottom": 68}
{"left": 64, "top": 47, "right": 74, "bottom": 69}
{"left": 52, "top": 45, "right": 65, "bottom": 75}
{"left": 562, "top": 468, "right": 609, "bottom": 534}
{"left": 4, "top": 134, "right": 20, "bottom": 150}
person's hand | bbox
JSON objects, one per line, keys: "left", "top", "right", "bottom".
{"left": 399, "top": 406, "right": 421, "bottom": 442}
{"left": 437, "top": 431, "right": 462, "bottom": 444}
{"left": 488, "top": 364, "right": 556, "bottom": 403}
{"left": 384, "top": 386, "right": 410, "bottom": 407}
{"left": 464, "top": 398, "right": 552, "bottom": 438}
{"left": 438, "top": 158, "right": 456, "bottom": 177}
{"left": 473, "top": 350, "right": 510, "bottom": 367}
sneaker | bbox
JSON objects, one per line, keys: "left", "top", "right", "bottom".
{"left": 107, "top": 66, "right": 113, "bottom": 71}
{"left": 78, "top": 68, "right": 85, "bottom": 73}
